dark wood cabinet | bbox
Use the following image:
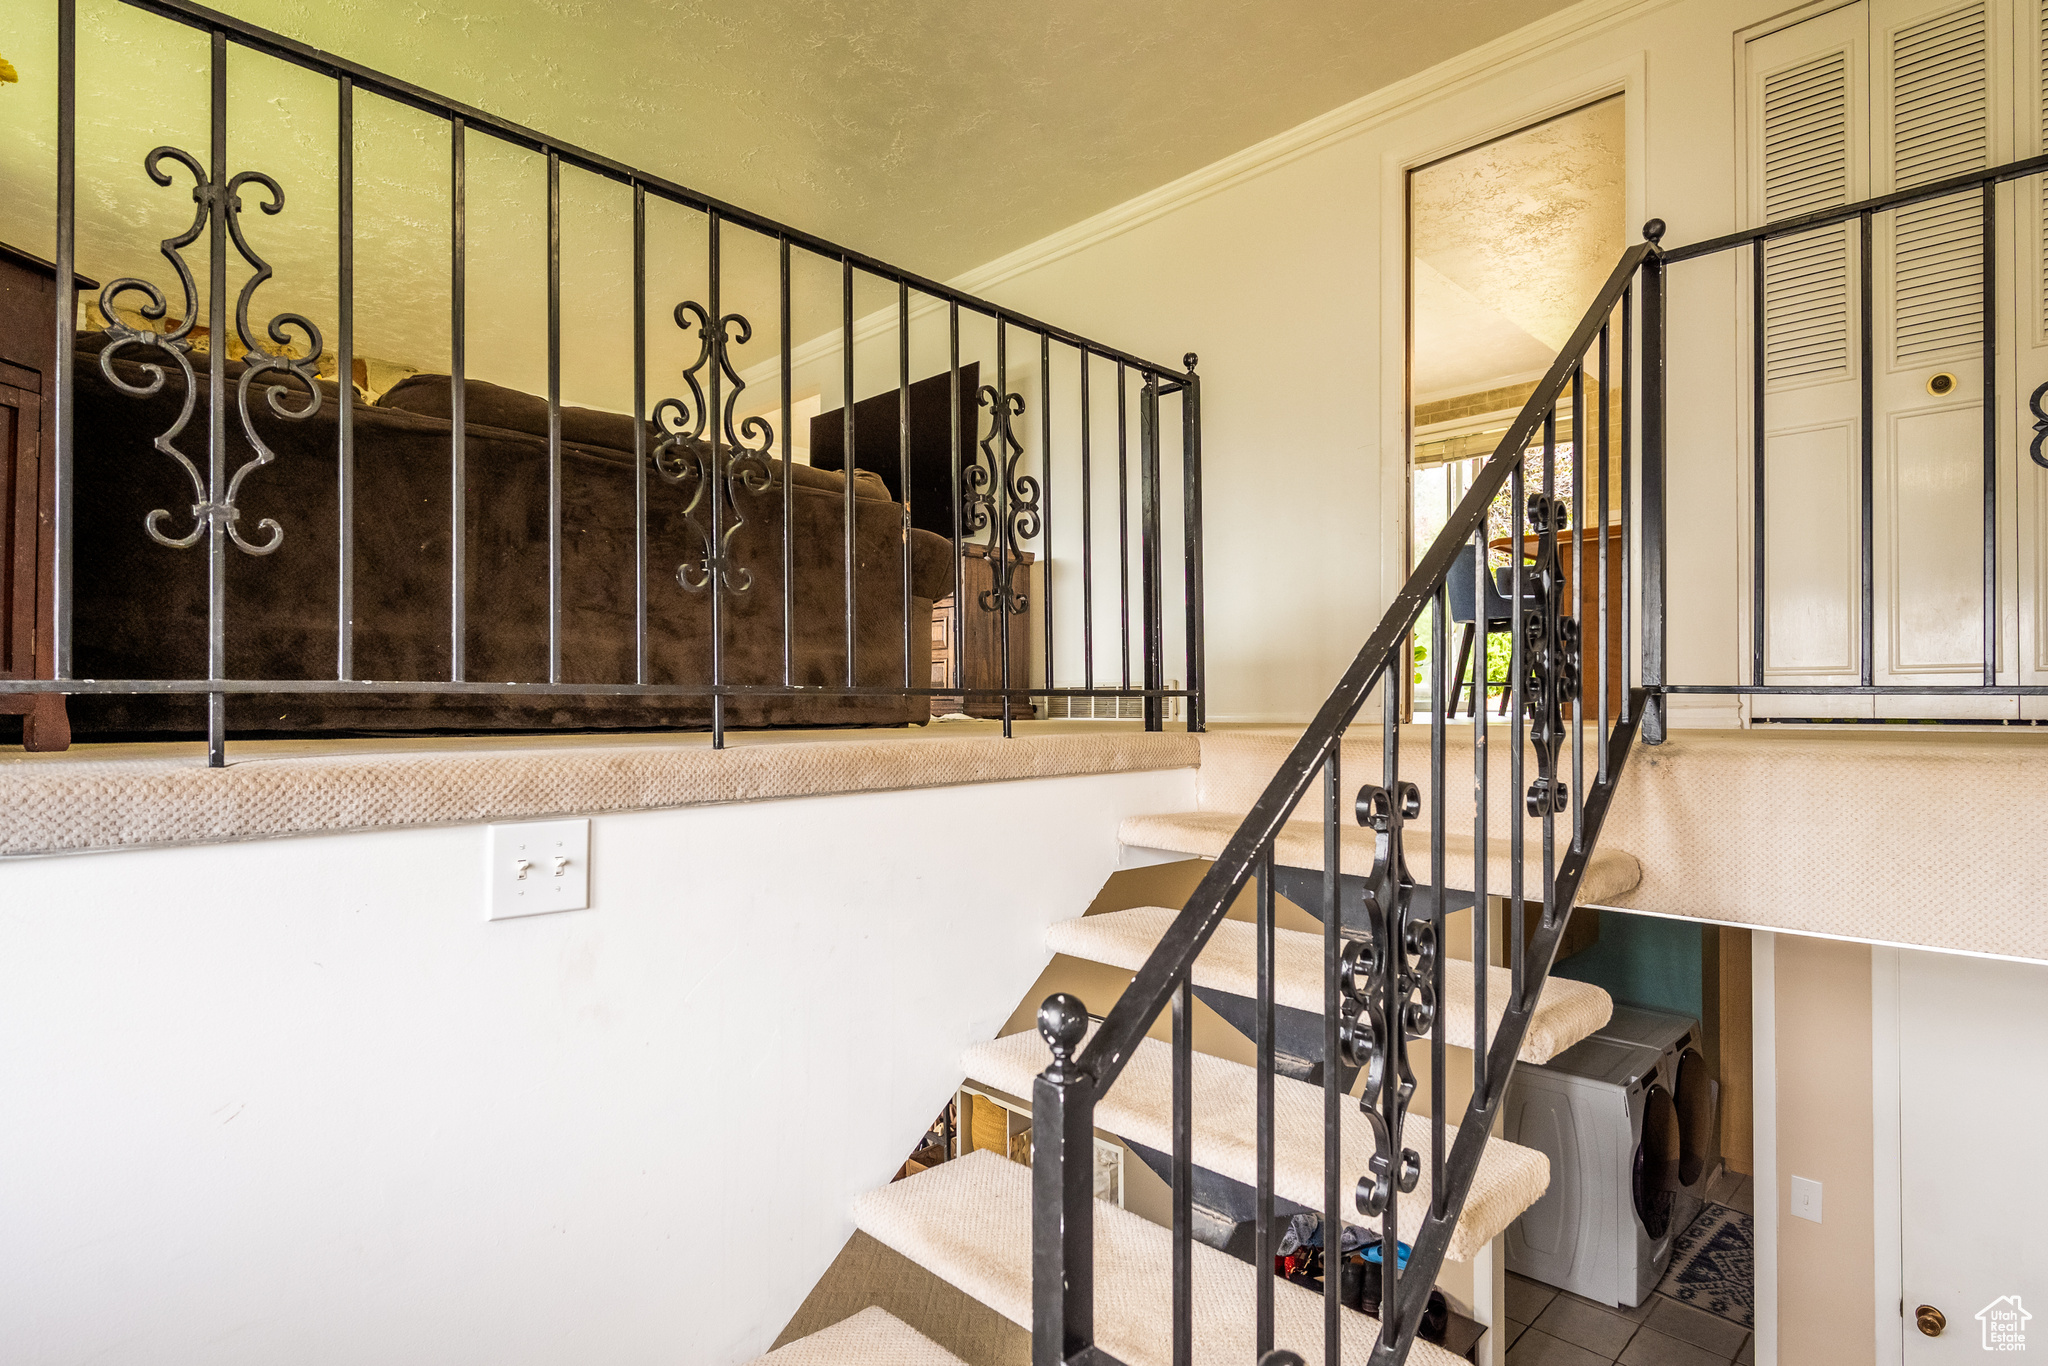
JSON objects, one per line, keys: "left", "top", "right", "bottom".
{"left": 0, "top": 242, "right": 89, "bottom": 751}
{"left": 929, "top": 543, "right": 1035, "bottom": 719}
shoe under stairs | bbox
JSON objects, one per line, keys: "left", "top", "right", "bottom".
{"left": 757, "top": 800, "right": 1640, "bottom": 1365}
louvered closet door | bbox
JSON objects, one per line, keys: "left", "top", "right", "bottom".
{"left": 1746, "top": 0, "right": 2023, "bottom": 719}
{"left": 1747, "top": 6, "right": 1873, "bottom": 718}
{"left": 1869, "top": 0, "right": 2011, "bottom": 718}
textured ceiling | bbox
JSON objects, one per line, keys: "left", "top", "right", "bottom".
{"left": 0, "top": 0, "right": 1590, "bottom": 412}
{"left": 183, "top": 0, "right": 1581, "bottom": 281}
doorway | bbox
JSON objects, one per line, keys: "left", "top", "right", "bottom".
{"left": 1405, "top": 97, "right": 1627, "bottom": 715}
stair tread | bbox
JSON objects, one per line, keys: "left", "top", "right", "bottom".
{"left": 1118, "top": 810, "right": 1643, "bottom": 906}
{"left": 1045, "top": 906, "right": 1612, "bottom": 1064}
{"left": 962, "top": 1026, "right": 1548, "bottom": 1262}
{"left": 854, "top": 1150, "right": 1466, "bottom": 1366}
{"left": 747, "top": 1307, "right": 968, "bottom": 1366}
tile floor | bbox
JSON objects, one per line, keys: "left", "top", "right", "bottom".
{"left": 1504, "top": 1275, "right": 1753, "bottom": 1366}
{"left": 1505, "top": 1169, "right": 1755, "bottom": 1366}
{"left": 1701, "top": 1169, "right": 1754, "bottom": 1216}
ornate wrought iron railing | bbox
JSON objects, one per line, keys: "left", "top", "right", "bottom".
{"left": 4, "top": 0, "right": 1203, "bottom": 763}
{"left": 1031, "top": 231, "right": 1666, "bottom": 1366}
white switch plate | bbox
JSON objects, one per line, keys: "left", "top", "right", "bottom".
{"left": 1790, "top": 1174, "right": 1823, "bottom": 1223}
{"left": 487, "top": 819, "right": 590, "bottom": 919}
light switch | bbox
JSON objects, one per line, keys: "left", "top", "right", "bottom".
{"left": 1790, "top": 1174, "right": 1823, "bottom": 1223}
{"left": 488, "top": 819, "right": 590, "bottom": 919}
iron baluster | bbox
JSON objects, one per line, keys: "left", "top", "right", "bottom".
{"left": 632, "top": 184, "right": 648, "bottom": 684}
{"left": 1428, "top": 584, "right": 1447, "bottom": 1211}
{"left": 1570, "top": 364, "right": 1585, "bottom": 850}
{"left": 1523, "top": 413, "right": 1578, "bottom": 836}
{"left": 1171, "top": 972, "right": 1192, "bottom": 1366}
{"left": 336, "top": 75, "right": 355, "bottom": 682}
{"left": 1321, "top": 741, "right": 1342, "bottom": 1366}
{"left": 546, "top": 151, "right": 562, "bottom": 685}
{"left": 94, "top": 148, "right": 323, "bottom": 560}
{"left": 651, "top": 300, "right": 773, "bottom": 596}
{"left": 966, "top": 383, "right": 1035, "bottom": 618}
{"left": 450, "top": 116, "right": 467, "bottom": 685}
{"left": 1042, "top": 332, "right": 1054, "bottom": 701}
{"left": 1255, "top": 849, "right": 1276, "bottom": 1357}
{"left": 1141, "top": 374, "right": 1164, "bottom": 731}
{"left": 1980, "top": 181, "right": 1997, "bottom": 687}
{"left": 899, "top": 282, "right": 913, "bottom": 689}
{"left": 780, "top": 236, "right": 794, "bottom": 687}
{"left": 1858, "top": 211, "right": 1875, "bottom": 689}
{"left": 1181, "top": 354, "right": 1205, "bottom": 732}
{"left": 1639, "top": 222, "right": 1665, "bottom": 742}
{"left": 842, "top": 256, "right": 856, "bottom": 691}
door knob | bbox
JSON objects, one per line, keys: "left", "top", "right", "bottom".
{"left": 1916, "top": 1304, "right": 1946, "bottom": 1337}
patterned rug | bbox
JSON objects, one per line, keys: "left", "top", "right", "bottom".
{"left": 1656, "top": 1201, "right": 1754, "bottom": 1327}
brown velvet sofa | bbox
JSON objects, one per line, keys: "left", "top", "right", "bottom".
{"left": 69, "top": 336, "right": 955, "bottom": 736}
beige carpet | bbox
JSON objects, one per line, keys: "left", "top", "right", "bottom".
{"left": 0, "top": 730, "right": 1197, "bottom": 857}
{"left": 773, "top": 1231, "right": 1028, "bottom": 1366}
{"left": 752, "top": 1305, "right": 970, "bottom": 1365}
{"left": 962, "top": 1024, "right": 1548, "bottom": 1262}
{"left": 854, "top": 1150, "right": 1464, "bottom": 1366}
{"left": 1117, "top": 809, "right": 1642, "bottom": 906}
{"left": 1191, "top": 724, "right": 2048, "bottom": 963}
{"left": 1044, "top": 905, "right": 1613, "bottom": 1064}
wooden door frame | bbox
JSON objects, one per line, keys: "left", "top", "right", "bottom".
{"left": 1376, "top": 55, "right": 1648, "bottom": 725}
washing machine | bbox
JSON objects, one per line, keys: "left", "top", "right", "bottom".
{"left": 1502, "top": 1036, "right": 1681, "bottom": 1308}
{"left": 1594, "top": 1006, "right": 1721, "bottom": 1204}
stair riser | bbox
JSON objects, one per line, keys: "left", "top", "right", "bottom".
{"left": 1192, "top": 987, "right": 1357, "bottom": 1091}
{"left": 1268, "top": 865, "right": 1477, "bottom": 933}
{"left": 1126, "top": 1139, "right": 1318, "bottom": 1268}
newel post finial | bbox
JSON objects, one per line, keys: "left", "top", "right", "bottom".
{"left": 1183, "top": 352, "right": 1199, "bottom": 373}
{"left": 1038, "top": 992, "right": 1090, "bottom": 1082}
{"left": 1642, "top": 218, "right": 1667, "bottom": 245}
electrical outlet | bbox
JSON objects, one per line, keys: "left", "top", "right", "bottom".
{"left": 487, "top": 819, "right": 590, "bottom": 919}
{"left": 1790, "top": 1174, "right": 1823, "bottom": 1223}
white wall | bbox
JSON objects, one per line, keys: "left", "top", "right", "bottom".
{"left": 0, "top": 766, "right": 1194, "bottom": 1366}
{"left": 938, "top": 0, "right": 1795, "bottom": 723}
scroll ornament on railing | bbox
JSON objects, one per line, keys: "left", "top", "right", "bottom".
{"left": 963, "top": 384, "right": 1039, "bottom": 613}
{"left": 652, "top": 301, "right": 773, "bottom": 593}
{"left": 96, "top": 146, "right": 324, "bottom": 555}
{"left": 1522, "top": 495, "right": 1581, "bottom": 816}
{"left": 1341, "top": 775, "right": 1434, "bottom": 1221}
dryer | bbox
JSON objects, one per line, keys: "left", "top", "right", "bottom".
{"left": 1503, "top": 1036, "right": 1680, "bottom": 1307}
{"left": 1594, "top": 1006, "right": 1720, "bottom": 1204}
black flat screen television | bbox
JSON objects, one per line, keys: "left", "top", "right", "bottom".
{"left": 810, "top": 362, "right": 979, "bottom": 541}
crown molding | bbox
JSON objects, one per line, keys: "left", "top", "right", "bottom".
{"left": 947, "top": 0, "right": 1675, "bottom": 300}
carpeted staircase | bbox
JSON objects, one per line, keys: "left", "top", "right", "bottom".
{"left": 753, "top": 779, "right": 1636, "bottom": 1365}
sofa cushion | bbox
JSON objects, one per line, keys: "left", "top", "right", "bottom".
{"left": 377, "top": 373, "right": 892, "bottom": 503}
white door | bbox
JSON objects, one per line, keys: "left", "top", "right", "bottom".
{"left": 1747, "top": 6, "right": 1872, "bottom": 715}
{"left": 1744, "top": 0, "right": 2025, "bottom": 720}
{"left": 1895, "top": 949, "right": 2048, "bottom": 1360}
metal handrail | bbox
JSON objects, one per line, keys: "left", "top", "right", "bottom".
{"left": 1072, "top": 236, "right": 1656, "bottom": 1099}
{"left": 1033, "top": 230, "right": 1666, "bottom": 1366}
{"left": 29, "top": 0, "right": 1205, "bottom": 764}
